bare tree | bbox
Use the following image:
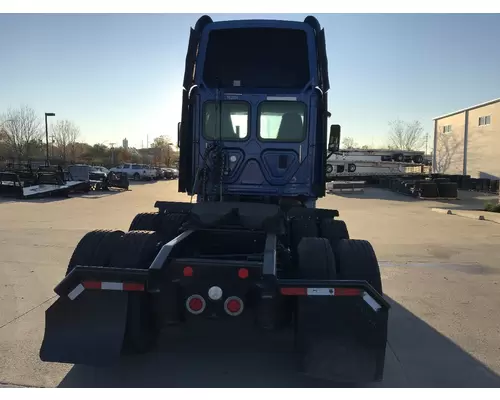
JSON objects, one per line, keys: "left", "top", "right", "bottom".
{"left": 0, "top": 105, "right": 42, "bottom": 161}
{"left": 388, "top": 119, "right": 426, "bottom": 151}
{"left": 52, "top": 120, "right": 80, "bottom": 162}
{"left": 434, "top": 132, "right": 463, "bottom": 174}
{"left": 341, "top": 136, "right": 358, "bottom": 150}
{"left": 152, "top": 135, "right": 175, "bottom": 166}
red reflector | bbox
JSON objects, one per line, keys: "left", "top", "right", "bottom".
{"left": 189, "top": 297, "right": 203, "bottom": 312}
{"left": 83, "top": 281, "right": 101, "bottom": 289}
{"left": 183, "top": 266, "right": 193, "bottom": 277}
{"left": 123, "top": 282, "right": 145, "bottom": 291}
{"left": 280, "top": 287, "right": 307, "bottom": 296}
{"left": 335, "top": 288, "right": 362, "bottom": 296}
{"left": 226, "top": 299, "right": 241, "bottom": 313}
{"left": 238, "top": 268, "right": 249, "bottom": 279}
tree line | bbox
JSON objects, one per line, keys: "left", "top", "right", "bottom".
{"left": 341, "top": 119, "right": 430, "bottom": 152}
{"left": 0, "top": 105, "right": 178, "bottom": 168}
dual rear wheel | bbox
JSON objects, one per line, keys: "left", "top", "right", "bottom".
{"left": 67, "top": 210, "right": 187, "bottom": 355}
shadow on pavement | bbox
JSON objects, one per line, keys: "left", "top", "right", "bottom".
{"left": 331, "top": 187, "right": 498, "bottom": 211}
{"left": 57, "top": 296, "right": 500, "bottom": 388}
{"left": 0, "top": 188, "right": 129, "bottom": 204}
{"left": 330, "top": 188, "right": 418, "bottom": 203}
{"left": 0, "top": 196, "right": 70, "bottom": 204}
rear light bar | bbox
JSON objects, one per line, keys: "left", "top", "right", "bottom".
{"left": 280, "top": 287, "right": 381, "bottom": 312}
{"left": 68, "top": 280, "right": 145, "bottom": 300}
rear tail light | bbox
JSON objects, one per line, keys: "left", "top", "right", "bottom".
{"left": 186, "top": 294, "right": 206, "bottom": 315}
{"left": 224, "top": 296, "right": 244, "bottom": 316}
{"left": 238, "top": 268, "right": 249, "bottom": 279}
{"left": 183, "top": 266, "right": 193, "bottom": 277}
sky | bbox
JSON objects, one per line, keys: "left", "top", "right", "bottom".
{"left": 1, "top": 13, "right": 499, "bottom": 149}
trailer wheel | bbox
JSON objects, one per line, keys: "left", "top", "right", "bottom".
{"left": 335, "top": 239, "right": 382, "bottom": 295}
{"left": 111, "top": 231, "right": 165, "bottom": 354}
{"left": 320, "top": 219, "right": 349, "bottom": 247}
{"left": 393, "top": 153, "right": 404, "bottom": 162}
{"left": 413, "top": 155, "right": 424, "bottom": 164}
{"left": 129, "top": 212, "right": 160, "bottom": 231}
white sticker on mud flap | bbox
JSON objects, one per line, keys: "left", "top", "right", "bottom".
{"left": 68, "top": 284, "right": 85, "bottom": 300}
{"left": 363, "top": 292, "right": 382, "bottom": 311}
{"left": 306, "top": 288, "right": 335, "bottom": 296}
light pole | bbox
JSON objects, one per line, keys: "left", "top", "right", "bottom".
{"left": 45, "top": 112, "right": 55, "bottom": 165}
{"left": 165, "top": 142, "right": 173, "bottom": 166}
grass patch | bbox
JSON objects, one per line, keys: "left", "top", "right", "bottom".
{"left": 484, "top": 201, "right": 500, "bottom": 213}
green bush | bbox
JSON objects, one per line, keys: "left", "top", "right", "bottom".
{"left": 485, "top": 201, "right": 500, "bottom": 213}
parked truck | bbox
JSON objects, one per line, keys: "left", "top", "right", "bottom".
{"left": 40, "top": 15, "right": 389, "bottom": 383}
{"left": 110, "top": 163, "right": 156, "bottom": 181}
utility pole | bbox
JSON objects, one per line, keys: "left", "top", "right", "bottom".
{"left": 50, "top": 135, "right": 55, "bottom": 158}
{"left": 109, "top": 143, "right": 115, "bottom": 165}
{"left": 44, "top": 112, "right": 56, "bottom": 165}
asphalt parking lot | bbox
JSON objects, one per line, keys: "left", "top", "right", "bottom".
{"left": 1, "top": 181, "right": 500, "bottom": 388}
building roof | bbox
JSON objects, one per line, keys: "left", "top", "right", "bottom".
{"left": 433, "top": 97, "right": 500, "bottom": 121}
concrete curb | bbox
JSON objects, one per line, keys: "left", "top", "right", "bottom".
{"left": 431, "top": 208, "right": 500, "bottom": 224}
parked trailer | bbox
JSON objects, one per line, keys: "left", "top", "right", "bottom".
{"left": 0, "top": 164, "right": 83, "bottom": 199}
{"left": 40, "top": 15, "right": 389, "bottom": 384}
{"left": 68, "top": 164, "right": 130, "bottom": 191}
{"left": 326, "top": 149, "right": 430, "bottom": 183}
{"left": 329, "top": 148, "right": 426, "bottom": 164}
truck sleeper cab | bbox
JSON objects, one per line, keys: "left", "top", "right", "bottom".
{"left": 178, "top": 16, "right": 331, "bottom": 204}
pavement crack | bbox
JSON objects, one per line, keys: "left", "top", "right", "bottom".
{"left": 387, "top": 340, "right": 411, "bottom": 385}
{"left": 0, "top": 381, "right": 42, "bottom": 388}
{"left": 0, "top": 295, "right": 56, "bottom": 330}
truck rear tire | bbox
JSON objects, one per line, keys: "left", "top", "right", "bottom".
{"left": 335, "top": 239, "right": 383, "bottom": 295}
{"left": 110, "top": 231, "right": 165, "bottom": 354}
{"left": 297, "top": 237, "right": 336, "bottom": 279}
{"left": 157, "top": 213, "right": 186, "bottom": 240}
{"left": 290, "top": 217, "right": 318, "bottom": 248}
{"left": 320, "top": 219, "right": 349, "bottom": 247}
{"left": 129, "top": 212, "right": 159, "bottom": 231}
{"left": 129, "top": 212, "right": 186, "bottom": 241}
{"left": 295, "top": 237, "right": 340, "bottom": 379}
{"left": 66, "top": 230, "right": 124, "bottom": 276}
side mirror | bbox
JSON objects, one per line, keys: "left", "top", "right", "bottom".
{"left": 328, "top": 124, "right": 341, "bottom": 152}
{"left": 177, "top": 122, "right": 181, "bottom": 147}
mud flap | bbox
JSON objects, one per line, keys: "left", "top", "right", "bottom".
{"left": 297, "top": 295, "right": 389, "bottom": 383}
{"left": 40, "top": 290, "right": 129, "bottom": 366}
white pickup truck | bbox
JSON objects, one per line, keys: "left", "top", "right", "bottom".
{"left": 110, "top": 163, "right": 156, "bottom": 181}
